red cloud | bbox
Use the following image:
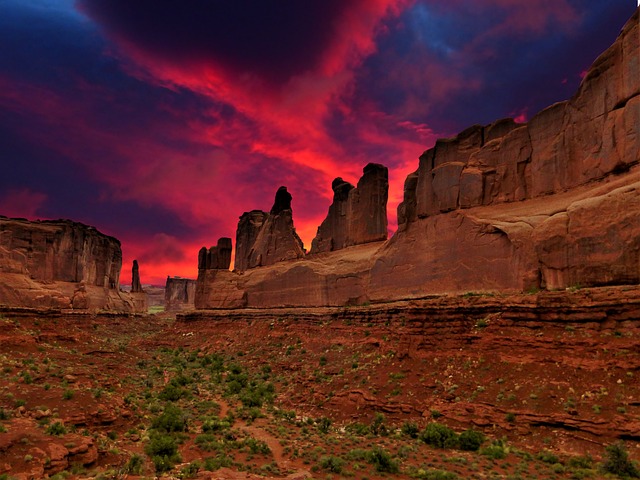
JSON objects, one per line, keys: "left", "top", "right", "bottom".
{"left": 0, "top": 188, "right": 48, "bottom": 220}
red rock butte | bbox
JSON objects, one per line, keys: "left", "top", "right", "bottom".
{"left": 196, "top": 9, "right": 639, "bottom": 309}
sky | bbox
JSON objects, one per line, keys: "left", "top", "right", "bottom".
{"left": 0, "top": 1, "right": 637, "bottom": 286}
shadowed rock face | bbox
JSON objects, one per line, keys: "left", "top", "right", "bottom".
{"left": 198, "top": 238, "right": 232, "bottom": 271}
{"left": 0, "top": 217, "right": 145, "bottom": 312}
{"left": 165, "top": 276, "right": 196, "bottom": 312}
{"left": 234, "top": 187, "right": 305, "bottom": 271}
{"left": 311, "top": 163, "right": 388, "bottom": 254}
{"left": 131, "top": 260, "right": 143, "bottom": 293}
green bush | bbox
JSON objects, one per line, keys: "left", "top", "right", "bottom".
{"left": 370, "top": 412, "right": 387, "bottom": 436}
{"left": 244, "top": 438, "right": 271, "bottom": 455}
{"left": 402, "top": 421, "right": 420, "bottom": 438}
{"left": 319, "top": 455, "right": 345, "bottom": 474}
{"left": 480, "top": 443, "right": 507, "bottom": 460}
{"left": 316, "top": 417, "right": 332, "bottom": 434}
{"left": 0, "top": 408, "right": 8, "bottom": 420}
{"left": 412, "top": 468, "right": 459, "bottom": 479}
{"left": 368, "top": 447, "right": 399, "bottom": 473}
{"left": 195, "top": 434, "right": 224, "bottom": 452}
{"left": 602, "top": 442, "right": 640, "bottom": 478}
{"left": 145, "top": 433, "right": 181, "bottom": 473}
{"left": 203, "top": 454, "right": 234, "bottom": 471}
{"left": 124, "top": 454, "right": 144, "bottom": 475}
{"left": 158, "top": 383, "right": 189, "bottom": 402}
{"left": 45, "top": 422, "right": 67, "bottom": 436}
{"left": 202, "top": 417, "right": 231, "bottom": 433}
{"left": 151, "top": 405, "right": 188, "bottom": 433}
{"left": 537, "top": 450, "right": 560, "bottom": 464}
{"left": 420, "top": 423, "right": 458, "bottom": 449}
{"left": 458, "top": 429, "right": 485, "bottom": 451}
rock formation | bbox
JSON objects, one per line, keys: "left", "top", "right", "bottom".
{"left": 198, "top": 238, "right": 232, "bottom": 271}
{"left": 195, "top": 9, "right": 639, "bottom": 308}
{"left": 131, "top": 260, "right": 143, "bottom": 293}
{"left": 311, "top": 163, "right": 389, "bottom": 254}
{"left": 0, "top": 217, "right": 146, "bottom": 312}
{"left": 234, "top": 187, "right": 305, "bottom": 270}
{"left": 165, "top": 276, "right": 196, "bottom": 312}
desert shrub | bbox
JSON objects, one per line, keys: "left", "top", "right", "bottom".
{"left": 203, "top": 454, "right": 234, "bottom": 471}
{"left": 151, "top": 405, "right": 188, "bottom": 433}
{"left": 370, "top": 412, "right": 387, "bottom": 436}
{"left": 368, "top": 447, "right": 399, "bottom": 473}
{"left": 124, "top": 454, "right": 144, "bottom": 475}
{"left": 345, "top": 422, "right": 369, "bottom": 435}
{"left": 202, "top": 417, "right": 231, "bottom": 433}
{"left": 458, "top": 429, "right": 485, "bottom": 451}
{"left": 601, "top": 442, "right": 640, "bottom": 478}
{"left": 45, "top": 422, "right": 67, "bottom": 436}
{"left": 239, "top": 381, "right": 275, "bottom": 408}
{"left": 346, "top": 448, "right": 370, "bottom": 461}
{"left": 420, "top": 423, "right": 458, "bottom": 449}
{"left": 412, "top": 468, "right": 459, "bottom": 479}
{"left": 319, "top": 455, "right": 345, "bottom": 474}
{"left": 537, "top": 450, "right": 560, "bottom": 464}
{"left": 316, "top": 416, "right": 332, "bottom": 434}
{"left": 180, "top": 460, "right": 201, "bottom": 478}
{"left": 244, "top": 438, "right": 271, "bottom": 455}
{"left": 0, "top": 408, "right": 8, "bottom": 420}
{"left": 195, "top": 434, "right": 224, "bottom": 452}
{"left": 401, "top": 421, "right": 420, "bottom": 438}
{"left": 480, "top": 441, "right": 507, "bottom": 460}
{"left": 145, "top": 433, "right": 181, "bottom": 473}
{"left": 158, "top": 383, "right": 188, "bottom": 402}
{"left": 567, "top": 455, "right": 593, "bottom": 469}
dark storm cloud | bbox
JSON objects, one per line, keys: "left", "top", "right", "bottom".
{"left": 76, "top": 0, "right": 358, "bottom": 84}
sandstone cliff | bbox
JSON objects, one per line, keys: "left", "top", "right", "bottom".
{"left": 196, "top": 9, "right": 639, "bottom": 309}
{"left": 165, "top": 276, "right": 196, "bottom": 312}
{"left": 0, "top": 217, "right": 146, "bottom": 312}
{"left": 311, "top": 163, "right": 388, "bottom": 254}
{"left": 234, "top": 187, "right": 305, "bottom": 271}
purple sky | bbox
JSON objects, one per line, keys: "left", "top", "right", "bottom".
{"left": 0, "top": 0, "right": 636, "bottom": 284}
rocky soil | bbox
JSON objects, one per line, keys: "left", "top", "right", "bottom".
{"left": 1, "top": 286, "right": 639, "bottom": 479}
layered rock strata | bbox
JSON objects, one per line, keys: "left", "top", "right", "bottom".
{"left": 196, "top": 9, "right": 639, "bottom": 309}
{"left": 0, "top": 217, "right": 145, "bottom": 312}
{"left": 311, "top": 163, "right": 388, "bottom": 254}
{"left": 165, "top": 276, "right": 196, "bottom": 312}
{"left": 234, "top": 187, "right": 305, "bottom": 271}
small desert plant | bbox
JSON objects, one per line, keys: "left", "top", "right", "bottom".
{"left": 124, "top": 454, "right": 144, "bottom": 475}
{"left": 601, "top": 442, "right": 640, "bottom": 478}
{"left": 401, "top": 421, "right": 420, "bottom": 438}
{"left": 458, "top": 429, "right": 485, "bottom": 451}
{"left": 145, "top": 433, "right": 181, "bottom": 473}
{"left": 319, "top": 455, "right": 345, "bottom": 474}
{"left": 316, "top": 416, "right": 331, "bottom": 434}
{"left": 368, "top": 447, "right": 399, "bottom": 473}
{"left": 420, "top": 422, "right": 458, "bottom": 449}
{"left": 45, "top": 422, "right": 67, "bottom": 436}
{"left": 151, "top": 405, "right": 188, "bottom": 433}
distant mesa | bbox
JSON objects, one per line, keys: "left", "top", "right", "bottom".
{"left": 0, "top": 217, "right": 147, "bottom": 312}
{"left": 165, "top": 276, "right": 196, "bottom": 312}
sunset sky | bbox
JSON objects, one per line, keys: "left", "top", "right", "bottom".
{"left": 1, "top": 1, "right": 637, "bottom": 285}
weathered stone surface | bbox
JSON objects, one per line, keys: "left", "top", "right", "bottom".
{"left": 165, "top": 276, "right": 196, "bottom": 312}
{"left": 234, "top": 187, "right": 305, "bottom": 270}
{"left": 195, "top": 269, "right": 246, "bottom": 309}
{"left": 311, "top": 163, "right": 388, "bottom": 254}
{"left": 198, "top": 238, "right": 232, "bottom": 270}
{"left": 235, "top": 210, "right": 268, "bottom": 272}
{"left": 400, "top": 9, "right": 639, "bottom": 224}
{"left": 131, "top": 260, "right": 143, "bottom": 293}
{"left": 0, "top": 217, "right": 144, "bottom": 312}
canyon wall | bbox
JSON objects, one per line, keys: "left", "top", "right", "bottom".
{"left": 0, "top": 217, "right": 146, "bottom": 312}
{"left": 165, "top": 277, "right": 196, "bottom": 312}
{"left": 311, "top": 163, "right": 388, "bottom": 254}
{"left": 196, "top": 9, "right": 639, "bottom": 309}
